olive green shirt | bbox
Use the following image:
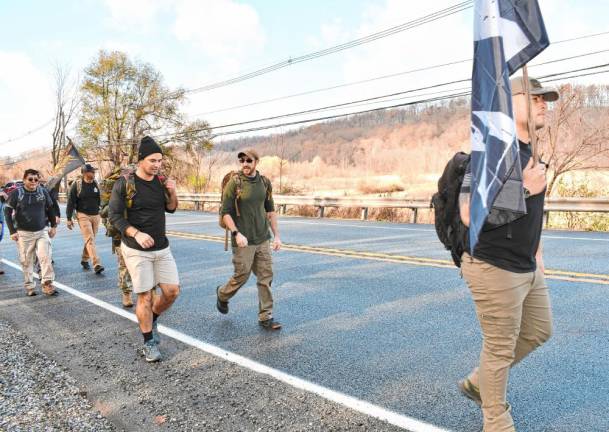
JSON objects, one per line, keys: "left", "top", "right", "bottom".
{"left": 221, "top": 171, "right": 274, "bottom": 246}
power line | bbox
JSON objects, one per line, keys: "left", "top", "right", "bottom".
{"left": 210, "top": 68, "right": 609, "bottom": 138}
{"left": 0, "top": 119, "right": 54, "bottom": 146}
{"left": 97, "top": 63, "right": 609, "bottom": 146}
{"left": 195, "top": 46, "right": 609, "bottom": 117}
{"left": 185, "top": 1, "right": 473, "bottom": 94}
{"left": 180, "top": 62, "right": 609, "bottom": 136}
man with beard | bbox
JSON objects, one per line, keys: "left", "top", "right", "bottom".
{"left": 216, "top": 148, "right": 283, "bottom": 330}
{"left": 458, "top": 76, "right": 557, "bottom": 431}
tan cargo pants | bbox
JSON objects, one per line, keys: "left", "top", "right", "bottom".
{"left": 218, "top": 240, "right": 274, "bottom": 321}
{"left": 17, "top": 229, "right": 54, "bottom": 291}
{"left": 461, "top": 253, "right": 553, "bottom": 432}
{"left": 77, "top": 212, "right": 102, "bottom": 267}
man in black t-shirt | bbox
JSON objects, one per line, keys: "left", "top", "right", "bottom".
{"left": 67, "top": 164, "right": 104, "bottom": 274}
{"left": 457, "top": 77, "right": 558, "bottom": 431}
{"left": 109, "top": 136, "right": 180, "bottom": 363}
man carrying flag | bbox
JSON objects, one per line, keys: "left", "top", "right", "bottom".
{"left": 457, "top": 1, "right": 559, "bottom": 430}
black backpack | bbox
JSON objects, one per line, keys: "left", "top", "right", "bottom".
{"left": 431, "top": 152, "right": 470, "bottom": 267}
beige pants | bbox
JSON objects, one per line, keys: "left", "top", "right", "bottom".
{"left": 77, "top": 212, "right": 101, "bottom": 267}
{"left": 219, "top": 240, "right": 274, "bottom": 321}
{"left": 120, "top": 243, "right": 179, "bottom": 294}
{"left": 461, "top": 253, "right": 553, "bottom": 432}
{"left": 17, "top": 229, "right": 54, "bottom": 290}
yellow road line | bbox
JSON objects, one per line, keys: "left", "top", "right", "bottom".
{"left": 166, "top": 230, "right": 609, "bottom": 285}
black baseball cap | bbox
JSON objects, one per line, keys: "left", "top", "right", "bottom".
{"left": 81, "top": 164, "right": 97, "bottom": 173}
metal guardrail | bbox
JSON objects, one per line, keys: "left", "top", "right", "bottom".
{"left": 176, "top": 193, "right": 609, "bottom": 223}
{"left": 58, "top": 192, "right": 609, "bottom": 223}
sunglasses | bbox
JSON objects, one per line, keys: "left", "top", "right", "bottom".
{"left": 239, "top": 158, "right": 254, "bottom": 164}
{"left": 26, "top": 177, "right": 39, "bottom": 182}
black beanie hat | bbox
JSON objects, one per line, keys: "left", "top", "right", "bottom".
{"left": 138, "top": 136, "right": 163, "bottom": 161}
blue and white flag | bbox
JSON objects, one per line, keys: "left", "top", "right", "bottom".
{"left": 469, "top": 0, "right": 549, "bottom": 252}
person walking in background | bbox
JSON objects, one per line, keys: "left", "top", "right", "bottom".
{"left": 67, "top": 164, "right": 104, "bottom": 274}
{"left": 3, "top": 169, "right": 57, "bottom": 296}
{"left": 216, "top": 148, "right": 283, "bottom": 330}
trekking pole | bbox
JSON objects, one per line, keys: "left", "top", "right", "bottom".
{"left": 224, "top": 228, "right": 229, "bottom": 251}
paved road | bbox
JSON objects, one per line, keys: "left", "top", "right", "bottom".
{"left": 1, "top": 210, "right": 608, "bottom": 431}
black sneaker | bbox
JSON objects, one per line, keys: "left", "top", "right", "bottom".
{"left": 216, "top": 286, "right": 228, "bottom": 314}
{"left": 81, "top": 261, "right": 91, "bottom": 270}
{"left": 94, "top": 264, "right": 105, "bottom": 274}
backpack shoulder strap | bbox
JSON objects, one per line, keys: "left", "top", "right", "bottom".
{"left": 75, "top": 178, "right": 83, "bottom": 197}
{"left": 122, "top": 172, "right": 137, "bottom": 209}
{"left": 260, "top": 175, "right": 272, "bottom": 200}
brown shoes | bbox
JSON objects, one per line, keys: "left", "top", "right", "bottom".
{"left": 122, "top": 292, "right": 134, "bottom": 308}
{"left": 26, "top": 289, "right": 37, "bottom": 297}
{"left": 41, "top": 281, "right": 57, "bottom": 296}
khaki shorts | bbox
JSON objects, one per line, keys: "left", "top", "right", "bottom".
{"left": 120, "top": 243, "right": 179, "bottom": 294}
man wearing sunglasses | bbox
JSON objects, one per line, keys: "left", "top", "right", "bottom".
{"left": 3, "top": 169, "right": 58, "bottom": 296}
{"left": 217, "top": 149, "right": 283, "bottom": 330}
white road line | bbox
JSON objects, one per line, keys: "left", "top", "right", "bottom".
{"left": 1, "top": 258, "right": 450, "bottom": 432}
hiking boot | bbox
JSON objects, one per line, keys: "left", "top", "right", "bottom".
{"left": 122, "top": 292, "right": 133, "bottom": 308}
{"left": 259, "top": 318, "right": 282, "bottom": 330}
{"left": 26, "top": 289, "right": 37, "bottom": 297}
{"left": 41, "top": 281, "right": 57, "bottom": 296}
{"left": 94, "top": 264, "right": 105, "bottom": 274}
{"left": 152, "top": 321, "right": 161, "bottom": 345}
{"left": 458, "top": 378, "right": 481, "bottom": 406}
{"left": 81, "top": 261, "right": 91, "bottom": 270}
{"left": 142, "top": 340, "right": 161, "bottom": 362}
{"left": 216, "top": 286, "right": 228, "bottom": 314}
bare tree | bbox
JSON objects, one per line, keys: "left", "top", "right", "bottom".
{"left": 51, "top": 64, "right": 79, "bottom": 169}
{"left": 178, "top": 120, "right": 214, "bottom": 193}
{"left": 273, "top": 129, "right": 300, "bottom": 193}
{"left": 539, "top": 84, "right": 609, "bottom": 196}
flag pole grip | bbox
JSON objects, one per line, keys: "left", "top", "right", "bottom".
{"left": 522, "top": 65, "right": 538, "bottom": 165}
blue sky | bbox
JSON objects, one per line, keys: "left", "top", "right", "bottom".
{"left": 1, "top": 0, "right": 608, "bottom": 157}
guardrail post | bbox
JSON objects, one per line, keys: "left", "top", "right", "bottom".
{"left": 410, "top": 208, "right": 418, "bottom": 224}
{"left": 318, "top": 206, "right": 325, "bottom": 218}
{"left": 280, "top": 204, "right": 287, "bottom": 215}
{"left": 360, "top": 207, "right": 369, "bottom": 220}
{"left": 544, "top": 211, "right": 549, "bottom": 228}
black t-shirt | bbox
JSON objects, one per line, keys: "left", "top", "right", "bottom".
{"left": 108, "top": 174, "right": 175, "bottom": 251}
{"left": 464, "top": 141, "right": 545, "bottom": 273}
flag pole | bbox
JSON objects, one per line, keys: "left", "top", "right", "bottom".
{"left": 521, "top": 64, "right": 538, "bottom": 165}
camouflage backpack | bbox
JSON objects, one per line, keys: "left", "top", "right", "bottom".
{"left": 99, "top": 166, "right": 137, "bottom": 241}
{"left": 218, "top": 171, "right": 271, "bottom": 229}
{"left": 73, "top": 176, "right": 100, "bottom": 198}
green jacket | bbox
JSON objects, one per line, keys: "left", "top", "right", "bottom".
{"left": 221, "top": 171, "right": 274, "bottom": 246}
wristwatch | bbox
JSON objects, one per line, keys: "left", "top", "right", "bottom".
{"left": 523, "top": 187, "right": 531, "bottom": 199}
{"left": 231, "top": 230, "right": 239, "bottom": 237}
